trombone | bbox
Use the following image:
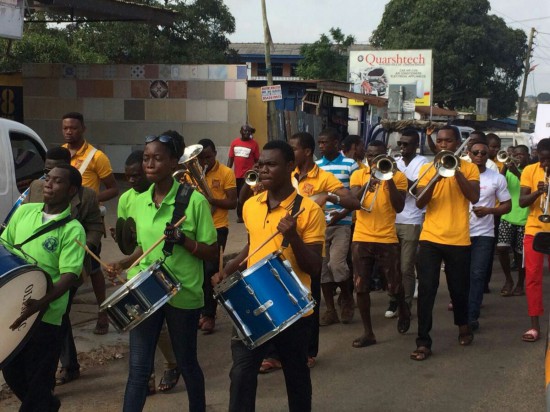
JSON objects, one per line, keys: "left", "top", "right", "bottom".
{"left": 359, "top": 154, "right": 397, "bottom": 212}
{"left": 409, "top": 136, "right": 471, "bottom": 200}
{"left": 539, "top": 168, "right": 550, "bottom": 223}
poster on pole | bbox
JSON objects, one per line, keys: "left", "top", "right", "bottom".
{"left": 261, "top": 85, "right": 282, "bottom": 102}
{"left": 0, "top": 0, "right": 24, "bottom": 40}
{"left": 534, "top": 104, "right": 550, "bottom": 146}
{"left": 349, "top": 49, "right": 433, "bottom": 107}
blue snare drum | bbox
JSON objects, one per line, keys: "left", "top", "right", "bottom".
{"left": 214, "top": 253, "right": 314, "bottom": 349}
{"left": 0, "top": 244, "right": 49, "bottom": 369}
{"left": 100, "top": 260, "right": 181, "bottom": 332}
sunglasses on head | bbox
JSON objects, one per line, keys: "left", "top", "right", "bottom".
{"left": 471, "top": 150, "right": 488, "bottom": 156}
{"left": 145, "top": 135, "right": 179, "bottom": 155}
{"left": 397, "top": 141, "right": 409, "bottom": 147}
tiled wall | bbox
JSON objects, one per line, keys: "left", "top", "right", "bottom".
{"left": 22, "top": 63, "right": 248, "bottom": 172}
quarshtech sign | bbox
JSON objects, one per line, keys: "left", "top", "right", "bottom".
{"left": 349, "top": 50, "right": 433, "bottom": 107}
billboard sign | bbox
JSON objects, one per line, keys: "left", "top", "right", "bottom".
{"left": 349, "top": 49, "right": 433, "bottom": 107}
{"left": 261, "top": 85, "right": 282, "bottom": 101}
{"left": 534, "top": 104, "right": 550, "bottom": 146}
{"left": 0, "top": 0, "right": 24, "bottom": 40}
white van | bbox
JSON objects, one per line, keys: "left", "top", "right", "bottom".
{"left": 0, "top": 118, "right": 47, "bottom": 223}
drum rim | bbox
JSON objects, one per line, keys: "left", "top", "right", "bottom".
{"left": 0, "top": 266, "right": 51, "bottom": 369}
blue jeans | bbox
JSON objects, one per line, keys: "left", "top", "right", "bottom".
{"left": 468, "top": 236, "right": 495, "bottom": 322}
{"left": 123, "top": 305, "right": 204, "bottom": 412}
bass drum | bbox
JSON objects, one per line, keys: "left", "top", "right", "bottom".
{"left": 0, "top": 244, "right": 50, "bottom": 369}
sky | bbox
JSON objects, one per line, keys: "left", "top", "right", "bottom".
{"left": 223, "top": 0, "right": 550, "bottom": 96}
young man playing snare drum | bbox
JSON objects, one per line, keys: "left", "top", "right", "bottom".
{"left": 213, "top": 140, "right": 325, "bottom": 412}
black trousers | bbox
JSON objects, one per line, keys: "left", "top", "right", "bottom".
{"left": 57, "top": 286, "right": 80, "bottom": 374}
{"left": 229, "top": 316, "right": 312, "bottom": 412}
{"left": 3, "top": 321, "right": 62, "bottom": 412}
{"left": 416, "top": 241, "right": 471, "bottom": 349}
{"left": 202, "top": 227, "right": 228, "bottom": 318}
{"left": 236, "top": 178, "right": 245, "bottom": 220}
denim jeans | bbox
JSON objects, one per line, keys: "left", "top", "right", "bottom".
{"left": 123, "top": 305, "right": 204, "bottom": 412}
{"left": 469, "top": 236, "right": 495, "bottom": 322}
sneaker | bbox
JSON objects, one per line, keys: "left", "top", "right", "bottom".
{"left": 384, "top": 301, "right": 398, "bottom": 318}
{"left": 413, "top": 280, "right": 419, "bottom": 299}
{"left": 319, "top": 310, "right": 340, "bottom": 326}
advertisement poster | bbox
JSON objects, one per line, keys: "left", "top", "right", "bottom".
{"left": 349, "top": 49, "right": 433, "bottom": 107}
{"left": 534, "top": 104, "right": 550, "bottom": 146}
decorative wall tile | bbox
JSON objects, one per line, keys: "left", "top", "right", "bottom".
{"left": 237, "top": 65, "right": 247, "bottom": 80}
{"left": 124, "top": 100, "right": 145, "bottom": 121}
{"left": 168, "top": 81, "right": 187, "bottom": 98}
{"left": 189, "top": 65, "right": 208, "bottom": 80}
{"left": 170, "top": 65, "right": 180, "bottom": 79}
{"left": 76, "top": 80, "right": 114, "bottom": 98}
{"left": 206, "top": 100, "right": 228, "bottom": 122}
{"left": 228, "top": 101, "right": 247, "bottom": 123}
{"left": 131, "top": 65, "right": 145, "bottom": 79}
{"left": 144, "top": 65, "right": 159, "bottom": 79}
{"left": 159, "top": 65, "right": 171, "bottom": 79}
{"left": 23, "top": 79, "right": 60, "bottom": 97}
{"left": 208, "top": 65, "right": 227, "bottom": 80}
{"left": 175, "top": 65, "right": 190, "bottom": 80}
{"left": 24, "top": 97, "right": 83, "bottom": 120}
{"left": 83, "top": 99, "right": 105, "bottom": 120}
{"left": 226, "top": 65, "right": 237, "bottom": 80}
{"left": 145, "top": 99, "right": 186, "bottom": 121}
{"left": 204, "top": 81, "right": 225, "bottom": 100}
{"left": 76, "top": 65, "right": 90, "bottom": 79}
{"left": 186, "top": 81, "right": 206, "bottom": 99}
{"left": 186, "top": 100, "right": 207, "bottom": 122}
{"left": 62, "top": 64, "right": 76, "bottom": 78}
{"left": 104, "top": 65, "right": 117, "bottom": 78}
{"left": 89, "top": 65, "right": 104, "bottom": 79}
{"left": 150, "top": 80, "right": 169, "bottom": 98}
{"left": 58, "top": 79, "right": 77, "bottom": 99}
{"left": 103, "top": 99, "right": 124, "bottom": 120}
{"left": 116, "top": 65, "right": 131, "bottom": 79}
{"left": 131, "top": 80, "right": 150, "bottom": 99}
{"left": 224, "top": 81, "right": 236, "bottom": 100}
{"left": 113, "top": 80, "right": 131, "bottom": 98}
{"left": 235, "top": 82, "right": 247, "bottom": 100}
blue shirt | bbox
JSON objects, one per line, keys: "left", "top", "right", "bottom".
{"left": 316, "top": 153, "right": 358, "bottom": 225}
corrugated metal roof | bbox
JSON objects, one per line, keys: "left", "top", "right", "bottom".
{"left": 230, "top": 43, "right": 306, "bottom": 56}
{"left": 415, "top": 106, "right": 458, "bottom": 116}
{"left": 322, "top": 89, "right": 388, "bottom": 107}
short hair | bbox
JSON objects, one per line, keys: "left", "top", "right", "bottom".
{"left": 438, "top": 125, "right": 460, "bottom": 141}
{"left": 263, "top": 140, "right": 295, "bottom": 163}
{"left": 54, "top": 164, "right": 82, "bottom": 189}
{"left": 198, "top": 138, "right": 216, "bottom": 152}
{"left": 290, "top": 132, "right": 315, "bottom": 153}
{"left": 342, "top": 135, "right": 363, "bottom": 152}
{"left": 62, "top": 112, "right": 85, "bottom": 126}
{"left": 368, "top": 140, "right": 386, "bottom": 149}
{"left": 470, "top": 130, "right": 486, "bottom": 139}
{"left": 470, "top": 141, "right": 488, "bottom": 150}
{"left": 486, "top": 133, "right": 501, "bottom": 144}
{"left": 125, "top": 150, "right": 144, "bottom": 166}
{"left": 537, "top": 138, "right": 550, "bottom": 153}
{"left": 515, "top": 145, "right": 529, "bottom": 154}
{"left": 241, "top": 124, "right": 256, "bottom": 134}
{"left": 401, "top": 128, "right": 419, "bottom": 144}
{"left": 318, "top": 127, "right": 341, "bottom": 142}
{"left": 159, "top": 130, "right": 185, "bottom": 158}
{"left": 46, "top": 146, "right": 71, "bottom": 163}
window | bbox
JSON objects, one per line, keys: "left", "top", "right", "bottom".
{"left": 256, "top": 63, "right": 284, "bottom": 77}
{"left": 10, "top": 131, "right": 45, "bottom": 194}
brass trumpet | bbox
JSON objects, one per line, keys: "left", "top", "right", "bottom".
{"left": 497, "top": 150, "right": 518, "bottom": 167}
{"left": 175, "top": 144, "right": 214, "bottom": 198}
{"left": 244, "top": 169, "right": 259, "bottom": 187}
{"left": 360, "top": 154, "right": 397, "bottom": 212}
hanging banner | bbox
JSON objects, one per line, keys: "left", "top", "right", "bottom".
{"left": 0, "top": 0, "right": 24, "bottom": 40}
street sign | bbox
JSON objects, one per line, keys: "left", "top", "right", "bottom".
{"left": 261, "top": 85, "right": 282, "bottom": 102}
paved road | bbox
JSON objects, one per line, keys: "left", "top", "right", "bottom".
{"left": 1, "top": 180, "right": 547, "bottom": 411}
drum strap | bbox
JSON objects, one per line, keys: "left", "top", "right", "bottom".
{"left": 281, "top": 194, "right": 303, "bottom": 248}
{"left": 162, "top": 183, "right": 194, "bottom": 256}
{"left": 14, "top": 215, "right": 72, "bottom": 250}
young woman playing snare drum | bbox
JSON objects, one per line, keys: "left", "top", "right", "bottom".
{"left": 108, "top": 131, "right": 217, "bottom": 412}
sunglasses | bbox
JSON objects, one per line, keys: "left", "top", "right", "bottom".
{"left": 397, "top": 141, "right": 409, "bottom": 147}
{"left": 471, "top": 150, "right": 488, "bottom": 156}
{"left": 145, "top": 135, "right": 179, "bottom": 155}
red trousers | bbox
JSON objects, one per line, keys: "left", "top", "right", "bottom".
{"left": 524, "top": 234, "right": 550, "bottom": 316}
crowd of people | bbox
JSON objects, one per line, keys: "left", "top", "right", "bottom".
{"left": 2, "top": 114, "right": 550, "bottom": 412}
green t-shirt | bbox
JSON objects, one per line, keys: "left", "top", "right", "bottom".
{"left": 131, "top": 181, "right": 217, "bottom": 309}
{"left": 502, "top": 169, "right": 529, "bottom": 226}
{"left": 1, "top": 203, "right": 85, "bottom": 325}
{"left": 117, "top": 188, "right": 140, "bottom": 219}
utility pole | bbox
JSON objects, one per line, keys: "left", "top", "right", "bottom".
{"left": 261, "top": 0, "right": 277, "bottom": 141}
{"left": 517, "top": 27, "right": 536, "bottom": 133}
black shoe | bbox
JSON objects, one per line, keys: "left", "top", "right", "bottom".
{"left": 470, "top": 320, "right": 480, "bottom": 331}
{"left": 384, "top": 301, "right": 398, "bottom": 318}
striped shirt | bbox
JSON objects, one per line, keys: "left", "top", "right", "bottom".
{"left": 316, "top": 153, "right": 359, "bottom": 225}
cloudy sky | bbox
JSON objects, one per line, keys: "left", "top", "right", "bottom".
{"left": 223, "top": 0, "right": 550, "bottom": 96}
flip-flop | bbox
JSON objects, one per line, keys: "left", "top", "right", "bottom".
{"left": 500, "top": 283, "right": 514, "bottom": 297}
{"left": 158, "top": 368, "right": 180, "bottom": 392}
{"left": 410, "top": 346, "right": 432, "bottom": 361}
{"left": 522, "top": 328, "right": 540, "bottom": 342}
{"left": 352, "top": 336, "right": 377, "bottom": 348}
{"left": 259, "top": 358, "right": 282, "bottom": 374}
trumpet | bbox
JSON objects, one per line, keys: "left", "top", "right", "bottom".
{"left": 497, "top": 150, "right": 518, "bottom": 167}
{"left": 539, "top": 168, "right": 550, "bottom": 223}
{"left": 409, "top": 136, "right": 471, "bottom": 200}
{"left": 244, "top": 169, "right": 259, "bottom": 187}
{"left": 360, "top": 154, "right": 397, "bottom": 212}
{"left": 175, "top": 144, "right": 214, "bottom": 198}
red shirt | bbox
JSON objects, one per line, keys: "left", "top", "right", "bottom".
{"left": 228, "top": 137, "right": 260, "bottom": 178}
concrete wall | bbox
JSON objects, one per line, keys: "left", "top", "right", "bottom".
{"left": 22, "top": 63, "right": 248, "bottom": 172}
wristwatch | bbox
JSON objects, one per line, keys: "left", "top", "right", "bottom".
{"left": 328, "top": 192, "right": 341, "bottom": 205}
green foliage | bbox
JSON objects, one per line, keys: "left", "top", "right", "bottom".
{"left": 0, "top": 0, "right": 235, "bottom": 71}
{"left": 370, "top": 0, "right": 527, "bottom": 118}
{"left": 297, "top": 28, "right": 355, "bottom": 81}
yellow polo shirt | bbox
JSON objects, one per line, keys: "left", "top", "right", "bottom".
{"left": 293, "top": 164, "right": 343, "bottom": 198}
{"left": 63, "top": 141, "right": 113, "bottom": 194}
{"left": 205, "top": 161, "right": 237, "bottom": 229}
{"left": 418, "top": 159, "right": 480, "bottom": 246}
{"left": 520, "top": 163, "right": 550, "bottom": 236}
{"left": 243, "top": 190, "right": 326, "bottom": 293}
{"left": 351, "top": 168, "right": 407, "bottom": 243}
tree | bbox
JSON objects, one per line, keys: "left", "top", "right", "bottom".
{"left": 297, "top": 28, "right": 355, "bottom": 81}
{"left": 370, "top": 0, "right": 527, "bottom": 118}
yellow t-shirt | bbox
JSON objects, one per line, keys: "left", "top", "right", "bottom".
{"left": 495, "top": 160, "right": 505, "bottom": 173}
{"left": 418, "top": 159, "right": 480, "bottom": 246}
{"left": 63, "top": 141, "right": 113, "bottom": 194}
{"left": 520, "top": 163, "right": 550, "bottom": 236}
{"left": 205, "top": 161, "right": 237, "bottom": 229}
{"left": 293, "top": 164, "right": 343, "bottom": 198}
{"left": 351, "top": 168, "right": 407, "bottom": 243}
{"left": 243, "top": 190, "right": 326, "bottom": 292}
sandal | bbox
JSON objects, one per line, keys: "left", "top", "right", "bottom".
{"left": 500, "top": 282, "right": 514, "bottom": 297}
{"left": 158, "top": 368, "right": 180, "bottom": 392}
{"left": 512, "top": 286, "right": 525, "bottom": 296}
{"left": 55, "top": 368, "right": 80, "bottom": 386}
{"left": 147, "top": 373, "right": 156, "bottom": 396}
{"left": 93, "top": 313, "right": 109, "bottom": 335}
{"left": 522, "top": 328, "right": 540, "bottom": 342}
{"left": 458, "top": 332, "right": 474, "bottom": 346}
{"left": 410, "top": 346, "right": 432, "bottom": 361}
{"left": 352, "top": 335, "right": 377, "bottom": 348}
{"left": 259, "top": 358, "right": 282, "bottom": 374}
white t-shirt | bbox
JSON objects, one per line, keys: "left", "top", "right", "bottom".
{"left": 395, "top": 155, "right": 428, "bottom": 225}
{"left": 469, "top": 168, "right": 511, "bottom": 237}
{"left": 464, "top": 156, "right": 499, "bottom": 172}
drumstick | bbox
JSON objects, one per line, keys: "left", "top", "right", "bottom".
{"left": 239, "top": 207, "right": 305, "bottom": 267}
{"left": 74, "top": 238, "right": 126, "bottom": 285}
{"left": 218, "top": 245, "right": 224, "bottom": 274}
{"left": 127, "top": 215, "right": 187, "bottom": 271}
